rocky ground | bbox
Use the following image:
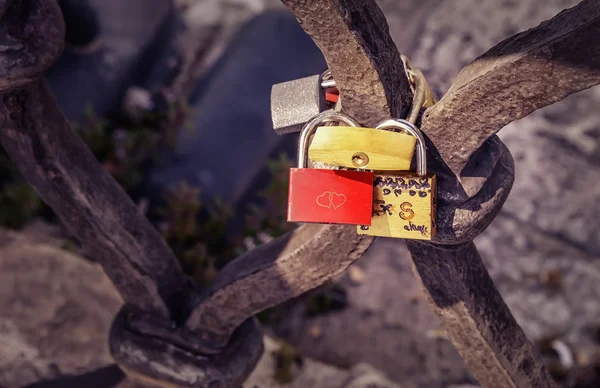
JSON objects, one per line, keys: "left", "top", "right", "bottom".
{"left": 1, "top": 0, "right": 599, "bottom": 387}
{"left": 0, "top": 224, "right": 407, "bottom": 388}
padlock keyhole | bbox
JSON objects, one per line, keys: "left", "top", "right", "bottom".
{"left": 352, "top": 152, "right": 369, "bottom": 168}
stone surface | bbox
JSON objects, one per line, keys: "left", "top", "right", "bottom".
{"left": 0, "top": 224, "right": 403, "bottom": 388}
{"left": 498, "top": 87, "right": 600, "bottom": 256}
{"left": 0, "top": 227, "right": 123, "bottom": 388}
{"left": 46, "top": 0, "right": 178, "bottom": 122}
{"left": 272, "top": 214, "right": 600, "bottom": 387}
{"left": 476, "top": 215, "right": 600, "bottom": 350}
{"left": 244, "top": 336, "right": 404, "bottom": 388}
{"left": 243, "top": 336, "right": 348, "bottom": 388}
{"left": 272, "top": 238, "right": 475, "bottom": 388}
{"left": 404, "top": 0, "right": 583, "bottom": 96}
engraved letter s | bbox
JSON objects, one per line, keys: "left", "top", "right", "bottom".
{"left": 399, "top": 202, "right": 415, "bottom": 221}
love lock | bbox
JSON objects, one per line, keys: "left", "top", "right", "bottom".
{"left": 271, "top": 70, "right": 339, "bottom": 134}
{"left": 357, "top": 119, "right": 437, "bottom": 241}
{"left": 304, "top": 115, "right": 437, "bottom": 240}
{"left": 287, "top": 110, "right": 374, "bottom": 225}
{"left": 274, "top": 55, "right": 515, "bottom": 245}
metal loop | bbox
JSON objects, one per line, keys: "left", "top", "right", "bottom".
{"left": 298, "top": 110, "right": 359, "bottom": 168}
{"left": 320, "top": 69, "right": 336, "bottom": 88}
{"left": 375, "top": 119, "right": 427, "bottom": 176}
{"left": 320, "top": 58, "right": 435, "bottom": 124}
{"left": 400, "top": 55, "right": 436, "bottom": 125}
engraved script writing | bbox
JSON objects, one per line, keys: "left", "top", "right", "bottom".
{"left": 404, "top": 221, "right": 429, "bottom": 237}
{"left": 374, "top": 176, "right": 431, "bottom": 190}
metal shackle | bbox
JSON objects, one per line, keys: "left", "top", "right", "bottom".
{"left": 298, "top": 110, "right": 359, "bottom": 168}
{"left": 320, "top": 69, "right": 336, "bottom": 89}
{"left": 375, "top": 119, "right": 427, "bottom": 176}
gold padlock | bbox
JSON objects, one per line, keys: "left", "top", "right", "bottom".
{"left": 357, "top": 119, "right": 437, "bottom": 240}
{"left": 307, "top": 125, "right": 417, "bottom": 171}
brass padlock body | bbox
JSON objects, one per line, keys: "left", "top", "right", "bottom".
{"left": 308, "top": 126, "right": 417, "bottom": 171}
{"left": 355, "top": 119, "right": 437, "bottom": 241}
{"left": 357, "top": 173, "right": 436, "bottom": 240}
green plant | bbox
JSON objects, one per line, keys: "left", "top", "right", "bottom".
{"left": 272, "top": 339, "right": 304, "bottom": 384}
{"left": 157, "top": 182, "right": 233, "bottom": 287}
{"left": 304, "top": 282, "right": 348, "bottom": 317}
{"left": 0, "top": 182, "right": 42, "bottom": 229}
{"left": 0, "top": 144, "right": 43, "bottom": 228}
{"left": 241, "top": 152, "right": 297, "bottom": 255}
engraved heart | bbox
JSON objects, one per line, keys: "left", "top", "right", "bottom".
{"left": 316, "top": 191, "right": 332, "bottom": 208}
{"left": 330, "top": 192, "right": 346, "bottom": 209}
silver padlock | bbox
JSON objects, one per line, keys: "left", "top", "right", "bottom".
{"left": 271, "top": 70, "right": 338, "bottom": 134}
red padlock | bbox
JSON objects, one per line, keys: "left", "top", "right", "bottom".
{"left": 287, "top": 111, "right": 374, "bottom": 225}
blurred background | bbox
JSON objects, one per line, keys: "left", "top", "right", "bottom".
{"left": 0, "top": 0, "right": 599, "bottom": 387}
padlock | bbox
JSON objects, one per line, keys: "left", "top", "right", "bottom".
{"left": 357, "top": 119, "right": 437, "bottom": 240}
{"left": 271, "top": 71, "right": 339, "bottom": 134}
{"left": 288, "top": 111, "right": 374, "bottom": 225}
{"left": 307, "top": 125, "right": 417, "bottom": 171}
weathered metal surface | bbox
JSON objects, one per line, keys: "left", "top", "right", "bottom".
{"left": 0, "top": 2, "right": 264, "bottom": 386}
{"left": 185, "top": 223, "right": 373, "bottom": 345}
{"left": 110, "top": 305, "right": 264, "bottom": 388}
{"left": 0, "top": 0, "right": 593, "bottom": 386}
{"left": 422, "top": 0, "right": 600, "bottom": 177}
{"left": 0, "top": 78, "right": 191, "bottom": 319}
{"left": 256, "top": 1, "right": 557, "bottom": 387}
{"left": 407, "top": 241, "right": 557, "bottom": 388}
{"left": 280, "top": 0, "right": 413, "bottom": 126}
{"left": 0, "top": 0, "right": 64, "bottom": 91}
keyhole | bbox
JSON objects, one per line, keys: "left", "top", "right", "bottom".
{"left": 352, "top": 152, "right": 369, "bottom": 168}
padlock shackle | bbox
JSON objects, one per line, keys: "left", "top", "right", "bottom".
{"left": 376, "top": 119, "right": 427, "bottom": 176}
{"left": 320, "top": 69, "right": 336, "bottom": 88}
{"left": 297, "top": 110, "right": 360, "bottom": 168}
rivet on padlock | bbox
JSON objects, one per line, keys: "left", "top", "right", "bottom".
{"left": 287, "top": 111, "right": 375, "bottom": 226}
{"left": 357, "top": 119, "right": 437, "bottom": 240}
{"left": 271, "top": 71, "right": 339, "bottom": 135}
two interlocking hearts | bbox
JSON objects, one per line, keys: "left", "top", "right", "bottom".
{"left": 316, "top": 191, "right": 346, "bottom": 209}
